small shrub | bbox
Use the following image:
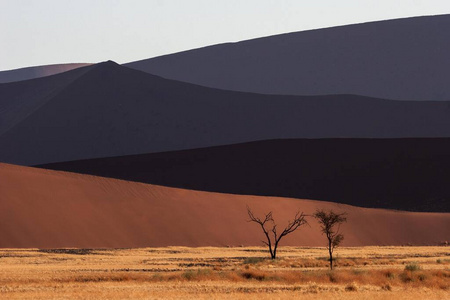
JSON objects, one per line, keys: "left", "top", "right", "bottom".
{"left": 181, "top": 268, "right": 213, "bottom": 281}
{"left": 384, "top": 270, "right": 396, "bottom": 279}
{"left": 418, "top": 273, "right": 427, "bottom": 281}
{"left": 405, "top": 263, "right": 421, "bottom": 271}
{"left": 182, "top": 270, "right": 195, "bottom": 280}
{"left": 400, "top": 272, "right": 413, "bottom": 283}
{"left": 381, "top": 283, "right": 392, "bottom": 291}
{"left": 292, "top": 285, "right": 302, "bottom": 291}
{"left": 241, "top": 270, "right": 267, "bottom": 281}
{"left": 345, "top": 282, "right": 358, "bottom": 292}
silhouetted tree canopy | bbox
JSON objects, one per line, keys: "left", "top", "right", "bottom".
{"left": 314, "top": 209, "right": 347, "bottom": 270}
{"left": 247, "top": 206, "right": 307, "bottom": 259}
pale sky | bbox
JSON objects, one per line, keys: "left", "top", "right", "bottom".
{"left": 1, "top": 0, "right": 450, "bottom": 71}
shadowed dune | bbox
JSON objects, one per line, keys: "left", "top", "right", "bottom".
{"left": 0, "top": 64, "right": 94, "bottom": 136}
{"left": 0, "top": 63, "right": 92, "bottom": 83}
{"left": 0, "top": 163, "right": 448, "bottom": 248}
{"left": 39, "top": 138, "right": 450, "bottom": 212}
{"left": 126, "top": 14, "right": 450, "bottom": 101}
{"left": 3, "top": 61, "right": 450, "bottom": 165}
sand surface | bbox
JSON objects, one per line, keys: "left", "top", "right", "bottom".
{"left": 40, "top": 138, "right": 450, "bottom": 212}
{"left": 0, "top": 163, "right": 448, "bottom": 248}
{"left": 0, "top": 63, "right": 92, "bottom": 83}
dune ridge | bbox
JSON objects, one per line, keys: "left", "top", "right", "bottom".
{"left": 126, "top": 14, "right": 450, "bottom": 101}
{"left": 0, "top": 163, "right": 448, "bottom": 248}
{"left": 3, "top": 62, "right": 450, "bottom": 166}
{"left": 0, "top": 63, "right": 92, "bottom": 83}
{"left": 0, "top": 64, "right": 94, "bottom": 136}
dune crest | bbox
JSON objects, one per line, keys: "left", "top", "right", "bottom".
{"left": 126, "top": 14, "right": 450, "bottom": 101}
{"left": 0, "top": 63, "right": 92, "bottom": 83}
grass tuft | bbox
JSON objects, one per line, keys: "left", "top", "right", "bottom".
{"left": 345, "top": 282, "right": 358, "bottom": 292}
{"left": 241, "top": 270, "right": 268, "bottom": 281}
{"left": 404, "top": 263, "right": 421, "bottom": 271}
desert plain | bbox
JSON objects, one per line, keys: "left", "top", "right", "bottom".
{"left": 0, "top": 246, "right": 449, "bottom": 299}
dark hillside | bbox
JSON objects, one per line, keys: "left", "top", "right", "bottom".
{"left": 39, "top": 138, "right": 450, "bottom": 212}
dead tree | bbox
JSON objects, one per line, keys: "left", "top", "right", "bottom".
{"left": 313, "top": 209, "right": 347, "bottom": 270}
{"left": 247, "top": 206, "right": 307, "bottom": 259}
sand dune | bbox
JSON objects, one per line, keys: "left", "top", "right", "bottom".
{"left": 0, "top": 64, "right": 94, "bottom": 136}
{"left": 0, "top": 163, "right": 448, "bottom": 248}
{"left": 0, "top": 63, "right": 92, "bottom": 83}
{"left": 3, "top": 61, "right": 450, "bottom": 165}
{"left": 39, "top": 139, "right": 450, "bottom": 212}
{"left": 126, "top": 14, "right": 450, "bottom": 101}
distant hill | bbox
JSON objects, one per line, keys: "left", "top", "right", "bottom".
{"left": 0, "top": 63, "right": 92, "bottom": 83}
{"left": 126, "top": 14, "right": 450, "bottom": 101}
{"left": 2, "top": 163, "right": 448, "bottom": 248}
{"left": 3, "top": 61, "right": 450, "bottom": 165}
{"left": 39, "top": 138, "right": 450, "bottom": 212}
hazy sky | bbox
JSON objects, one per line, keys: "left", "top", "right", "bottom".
{"left": 1, "top": 0, "right": 450, "bottom": 71}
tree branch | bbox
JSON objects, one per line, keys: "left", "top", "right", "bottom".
{"left": 247, "top": 206, "right": 307, "bottom": 259}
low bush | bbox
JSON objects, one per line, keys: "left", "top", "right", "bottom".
{"left": 405, "top": 263, "right": 421, "bottom": 271}
{"left": 344, "top": 282, "right": 358, "bottom": 291}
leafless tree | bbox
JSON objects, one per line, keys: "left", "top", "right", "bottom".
{"left": 247, "top": 206, "right": 308, "bottom": 259}
{"left": 313, "top": 209, "right": 347, "bottom": 270}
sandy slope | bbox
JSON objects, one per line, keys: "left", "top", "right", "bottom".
{"left": 126, "top": 14, "right": 450, "bottom": 101}
{"left": 0, "top": 163, "right": 448, "bottom": 248}
{"left": 0, "top": 63, "right": 92, "bottom": 83}
{"left": 4, "top": 62, "right": 450, "bottom": 166}
{"left": 0, "top": 64, "right": 94, "bottom": 136}
{"left": 39, "top": 138, "right": 450, "bottom": 212}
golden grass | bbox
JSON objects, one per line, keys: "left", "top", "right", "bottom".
{"left": 0, "top": 246, "right": 448, "bottom": 299}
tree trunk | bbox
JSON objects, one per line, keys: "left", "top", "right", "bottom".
{"left": 272, "top": 246, "right": 277, "bottom": 259}
{"left": 268, "top": 245, "right": 274, "bottom": 259}
{"left": 328, "top": 240, "right": 333, "bottom": 270}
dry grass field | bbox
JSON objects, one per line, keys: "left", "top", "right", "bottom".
{"left": 0, "top": 246, "right": 448, "bottom": 299}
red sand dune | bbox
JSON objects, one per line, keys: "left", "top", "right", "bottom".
{"left": 0, "top": 163, "right": 448, "bottom": 248}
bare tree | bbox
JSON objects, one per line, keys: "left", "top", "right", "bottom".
{"left": 247, "top": 206, "right": 307, "bottom": 259}
{"left": 313, "top": 209, "right": 347, "bottom": 270}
